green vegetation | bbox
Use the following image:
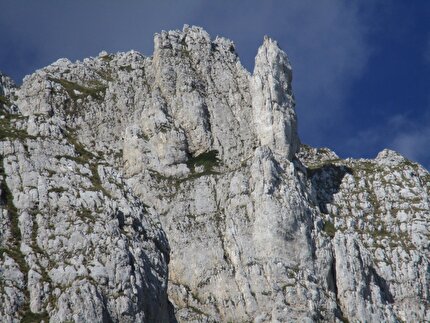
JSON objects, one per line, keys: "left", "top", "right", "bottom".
{"left": 351, "top": 161, "right": 383, "bottom": 177}
{"left": 180, "top": 38, "right": 192, "bottom": 59}
{"left": 148, "top": 151, "right": 222, "bottom": 198}
{"left": 48, "top": 77, "right": 107, "bottom": 101}
{"left": 0, "top": 110, "right": 31, "bottom": 140}
{"left": 119, "top": 65, "right": 133, "bottom": 72}
{"left": 88, "top": 164, "right": 111, "bottom": 197}
{"left": 187, "top": 150, "right": 220, "bottom": 175}
{"left": 338, "top": 313, "right": 350, "bottom": 323}
{"left": 30, "top": 216, "right": 52, "bottom": 289}
{"left": 30, "top": 216, "right": 45, "bottom": 256}
{"left": 21, "top": 310, "right": 50, "bottom": 323}
{"left": 362, "top": 226, "right": 415, "bottom": 252}
{"left": 306, "top": 158, "right": 342, "bottom": 170}
{"left": 77, "top": 208, "right": 96, "bottom": 222}
{"left": 0, "top": 158, "right": 43, "bottom": 320}
{"left": 323, "top": 221, "right": 336, "bottom": 238}
{"left": 48, "top": 187, "right": 67, "bottom": 194}
{"left": 64, "top": 130, "right": 96, "bottom": 163}
{"left": 61, "top": 128, "right": 111, "bottom": 197}
{"left": 0, "top": 174, "right": 28, "bottom": 275}
{"left": 100, "top": 54, "right": 113, "bottom": 62}
{"left": 401, "top": 158, "right": 418, "bottom": 169}
{"left": 113, "top": 150, "right": 123, "bottom": 161}
{"left": 306, "top": 159, "right": 345, "bottom": 182}
{"left": 95, "top": 69, "right": 114, "bottom": 82}
{"left": 188, "top": 306, "right": 206, "bottom": 316}
{"left": 368, "top": 226, "right": 390, "bottom": 239}
{"left": 0, "top": 94, "right": 10, "bottom": 106}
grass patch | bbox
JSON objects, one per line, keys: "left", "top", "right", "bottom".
{"left": 62, "top": 128, "right": 111, "bottom": 197}
{"left": 100, "top": 54, "right": 113, "bottom": 62}
{"left": 20, "top": 310, "right": 50, "bottom": 323}
{"left": 95, "top": 70, "right": 114, "bottom": 82}
{"left": 114, "top": 150, "right": 123, "bottom": 160}
{"left": 366, "top": 226, "right": 390, "bottom": 239}
{"left": 0, "top": 94, "right": 10, "bottom": 106}
{"left": 187, "top": 150, "right": 220, "bottom": 175}
{"left": 63, "top": 128, "right": 98, "bottom": 163}
{"left": 29, "top": 212, "right": 53, "bottom": 307}
{"left": 306, "top": 158, "right": 342, "bottom": 172}
{"left": 323, "top": 221, "right": 336, "bottom": 238}
{"left": 88, "top": 164, "right": 111, "bottom": 197}
{"left": 0, "top": 110, "right": 31, "bottom": 140}
{"left": 48, "top": 187, "right": 67, "bottom": 194}
{"left": 119, "top": 65, "right": 133, "bottom": 72}
{"left": 351, "top": 161, "right": 383, "bottom": 178}
{"left": 48, "top": 77, "right": 107, "bottom": 101}
{"left": 0, "top": 159, "right": 38, "bottom": 320}
{"left": 148, "top": 150, "right": 222, "bottom": 195}
{"left": 1, "top": 176, "right": 25, "bottom": 259}
{"left": 189, "top": 306, "right": 206, "bottom": 316}
{"left": 30, "top": 217, "right": 45, "bottom": 257}
{"left": 76, "top": 208, "right": 96, "bottom": 222}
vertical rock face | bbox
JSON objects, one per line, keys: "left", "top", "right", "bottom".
{"left": 0, "top": 72, "right": 18, "bottom": 114}
{"left": 251, "top": 37, "right": 299, "bottom": 160}
{"left": 1, "top": 26, "right": 429, "bottom": 322}
{"left": 0, "top": 129, "right": 171, "bottom": 322}
{"left": 1, "top": 72, "right": 170, "bottom": 321}
{"left": 0, "top": 73, "right": 16, "bottom": 97}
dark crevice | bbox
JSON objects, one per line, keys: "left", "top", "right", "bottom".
{"left": 329, "top": 255, "right": 350, "bottom": 323}
{"left": 308, "top": 164, "right": 353, "bottom": 214}
{"left": 168, "top": 300, "right": 179, "bottom": 323}
{"left": 369, "top": 267, "right": 394, "bottom": 304}
{"left": 98, "top": 289, "right": 115, "bottom": 323}
{"left": 117, "top": 210, "right": 125, "bottom": 230}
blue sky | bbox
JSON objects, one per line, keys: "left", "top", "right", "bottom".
{"left": 1, "top": 1, "right": 429, "bottom": 169}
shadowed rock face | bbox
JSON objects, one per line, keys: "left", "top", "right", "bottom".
{"left": 1, "top": 26, "right": 429, "bottom": 322}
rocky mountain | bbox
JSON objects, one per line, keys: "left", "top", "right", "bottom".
{"left": 0, "top": 25, "right": 429, "bottom": 322}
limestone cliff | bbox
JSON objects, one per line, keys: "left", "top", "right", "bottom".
{"left": 0, "top": 26, "right": 429, "bottom": 322}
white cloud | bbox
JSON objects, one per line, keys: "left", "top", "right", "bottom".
{"left": 390, "top": 121, "right": 430, "bottom": 169}
{"left": 343, "top": 112, "right": 430, "bottom": 169}
{"left": 188, "top": 1, "right": 380, "bottom": 148}
{"left": 4, "top": 0, "right": 410, "bottom": 165}
{"left": 0, "top": 1, "right": 376, "bottom": 132}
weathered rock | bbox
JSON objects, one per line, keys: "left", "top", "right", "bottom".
{"left": 0, "top": 119, "right": 170, "bottom": 322}
{"left": 251, "top": 36, "right": 299, "bottom": 161}
{"left": 0, "top": 26, "right": 429, "bottom": 322}
{"left": 0, "top": 71, "right": 18, "bottom": 114}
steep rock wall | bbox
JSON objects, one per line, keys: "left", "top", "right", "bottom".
{"left": 0, "top": 26, "right": 429, "bottom": 322}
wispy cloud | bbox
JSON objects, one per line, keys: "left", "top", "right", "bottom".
{"left": 4, "top": 0, "right": 426, "bottom": 167}
{"left": 187, "top": 1, "right": 381, "bottom": 150}
{"left": 0, "top": 1, "right": 378, "bottom": 143}
{"left": 391, "top": 128, "right": 430, "bottom": 168}
{"left": 389, "top": 108, "right": 430, "bottom": 170}
{"left": 344, "top": 112, "right": 430, "bottom": 170}
{"left": 0, "top": 1, "right": 209, "bottom": 82}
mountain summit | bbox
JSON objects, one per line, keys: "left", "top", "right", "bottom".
{"left": 1, "top": 26, "right": 429, "bottom": 322}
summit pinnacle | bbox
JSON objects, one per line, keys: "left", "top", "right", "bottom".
{"left": 0, "top": 26, "right": 429, "bottom": 322}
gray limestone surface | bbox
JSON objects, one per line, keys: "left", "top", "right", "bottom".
{"left": 0, "top": 26, "right": 429, "bottom": 322}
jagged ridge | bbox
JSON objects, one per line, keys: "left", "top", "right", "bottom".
{"left": 0, "top": 25, "right": 429, "bottom": 322}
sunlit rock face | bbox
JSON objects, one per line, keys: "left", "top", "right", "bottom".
{"left": 1, "top": 26, "right": 429, "bottom": 323}
{"left": 251, "top": 36, "right": 299, "bottom": 161}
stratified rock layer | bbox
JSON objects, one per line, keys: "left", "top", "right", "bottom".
{"left": 0, "top": 26, "right": 429, "bottom": 322}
